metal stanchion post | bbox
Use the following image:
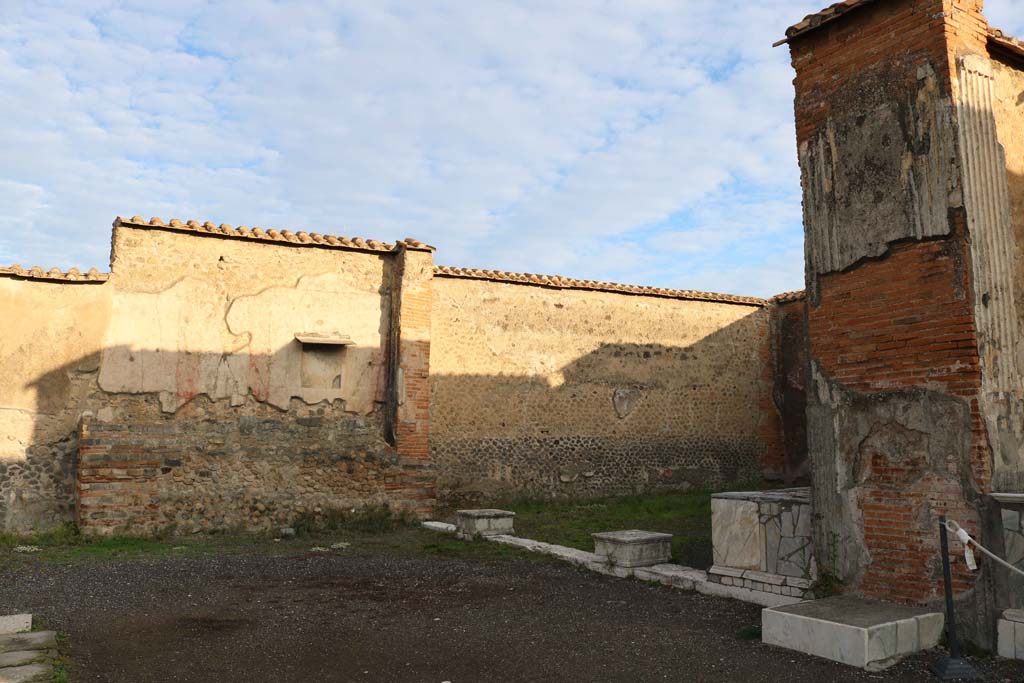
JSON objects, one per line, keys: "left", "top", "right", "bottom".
{"left": 930, "top": 515, "right": 978, "bottom": 680}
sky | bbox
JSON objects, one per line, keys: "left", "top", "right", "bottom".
{"left": 1, "top": 1, "right": 1022, "bottom": 298}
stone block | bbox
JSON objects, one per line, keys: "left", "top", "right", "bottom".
{"left": 455, "top": 509, "right": 515, "bottom": 540}
{"left": 0, "top": 664, "right": 51, "bottom": 683}
{"left": 633, "top": 564, "right": 706, "bottom": 590}
{"left": 585, "top": 561, "right": 635, "bottom": 578}
{"left": 711, "top": 498, "right": 761, "bottom": 569}
{"left": 0, "top": 632, "right": 55, "bottom": 654}
{"left": 0, "top": 650, "right": 53, "bottom": 668}
{"left": 762, "top": 596, "right": 943, "bottom": 670}
{"left": 421, "top": 521, "right": 456, "bottom": 534}
{"left": 998, "top": 618, "right": 1016, "bottom": 659}
{"left": 0, "top": 615, "right": 31, "bottom": 636}
{"left": 695, "top": 578, "right": 801, "bottom": 608}
{"left": 708, "top": 565, "right": 744, "bottom": 579}
{"left": 592, "top": 530, "right": 672, "bottom": 568}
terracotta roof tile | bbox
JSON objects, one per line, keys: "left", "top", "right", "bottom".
{"left": 770, "top": 289, "right": 806, "bottom": 304}
{"left": 0, "top": 264, "right": 109, "bottom": 283}
{"left": 990, "top": 27, "right": 1024, "bottom": 59}
{"left": 774, "top": 0, "right": 878, "bottom": 46}
{"left": 113, "top": 216, "right": 435, "bottom": 253}
{"left": 433, "top": 265, "right": 767, "bottom": 306}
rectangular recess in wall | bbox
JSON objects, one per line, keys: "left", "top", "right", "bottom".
{"left": 295, "top": 332, "right": 350, "bottom": 389}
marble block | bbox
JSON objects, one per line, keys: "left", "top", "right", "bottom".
{"left": 592, "top": 530, "right": 672, "bottom": 567}
{"left": 762, "top": 596, "right": 943, "bottom": 670}
{"left": 997, "top": 609, "right": 1024, "bottom": 660}
{"left": 711, "top": 498, "right": 761, "bottom": 569}
{"left": 455, "top": 509, "right": 515, "bottom": 539}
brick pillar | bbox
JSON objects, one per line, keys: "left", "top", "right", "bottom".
{"left": 386, "top": 241, "right": 436, "bottom": 516}
{"left": 784, "top": 0, "right": 1015, "bottom": 644}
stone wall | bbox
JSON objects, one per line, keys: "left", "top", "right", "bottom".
{"left": 2, "top": 216, "right": 801, "bottom": 533}
{"left": 428, "top": 272, "right": 784, "bottom": 503}
{"left": 1, "top": 219, "right": 439, "bottom": 534}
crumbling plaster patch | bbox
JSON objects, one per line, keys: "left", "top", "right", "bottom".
{"left": 98, "top": 272, "right": 387, "bottom": 414}
{"left": 800, "top": 60, "right": 960, "bottom": 299}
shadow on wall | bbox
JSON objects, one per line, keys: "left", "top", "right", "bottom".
{"left": 430, "top": 308, "right": 807, "bottom": 505}
{"left": 1, "top": 341, "right": 397, "bottom": 534}
{"left": 2, "top": 298, "right": 809, "bottom": 533}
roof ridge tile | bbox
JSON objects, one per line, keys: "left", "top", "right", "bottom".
{"left": 113, "top": 215, "right": 436, "bottom": 253}
{"left": 1, "top": 264, "right": 109, "bottom": 283}
{"left": 433, "top": 265, "right": 766, "bottom": 306}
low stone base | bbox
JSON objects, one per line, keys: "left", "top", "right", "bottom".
{"left": 592, "top": 530, "right": 672, "bottom": 567}
{"left": 455, "top": 509, "right": 515, "bottom": 540}
{"left": 708, "top": 566, "right": 811, "bottom": 599}
{"left": 997, "top": 608, "right": 1024, "bottom": 660}
{"left": 762, "top": 596, "right": 943, "bottom": 671}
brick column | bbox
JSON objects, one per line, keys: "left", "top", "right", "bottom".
{"left": 784, "top": 0, "right": 1015, "bottom": 644}
{"left": 386, "top": 241, "right": 436, "bottom": 516}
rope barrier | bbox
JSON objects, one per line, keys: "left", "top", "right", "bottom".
{"left": 945, "top": 518, "right": 1024, "bottom": 578}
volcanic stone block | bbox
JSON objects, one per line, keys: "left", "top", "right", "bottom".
{"left": 455, "top": 509, "right": 515, "bottom": 539}
{"left": 592, "top": 530, "right": 672, "bottom": 567}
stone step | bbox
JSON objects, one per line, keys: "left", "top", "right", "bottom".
{"left": 0, "top": 633, "right": 56, "bottom": 655}
{"left": 762, "top": 596, "right": 943, "bottom": 671}
{"left": 0, "top": 617, "right": 30, "bottom": 637}
{"left": 0, "top": 650, "right": 54, "bottom": 668}
{"left": 0, "top": 663, "right": 51, "bottom": 683}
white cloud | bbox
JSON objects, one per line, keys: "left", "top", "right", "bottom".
{"left": 1, "top": 0, "right": 1019, "bottom": 298}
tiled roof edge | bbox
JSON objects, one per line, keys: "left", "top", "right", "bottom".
{"left": 774, "top": 0, "right": 878, "bottom": 47}
{"left": 770, "top": 289, "right": 806, "bottom": 305}
{"left": 0, "top": 265, "right": 110, "bottom": 283}
{"left": 989, "top": 28, "right": 1024, "bottom": 60}
{"left": 113, "top": 216, "right": 435, "bottom": 253}
{"left": 433, "top": 265, "right": 767, "bottom": 306}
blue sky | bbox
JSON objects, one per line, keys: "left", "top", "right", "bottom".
{"left": 1, "top": 1, "right": 1022, "bottom": 297}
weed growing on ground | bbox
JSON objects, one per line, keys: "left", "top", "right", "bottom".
{"left": 736, "top": 625, "right": 762, "bottom": 641}
{"left": 809, "top": 573, "right": 843, "bottom": 599}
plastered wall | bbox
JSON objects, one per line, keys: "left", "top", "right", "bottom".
{"left": 0, "top": 277, "right": 111, "bottom": 531}
{"left": 429, "top": 275, "right": 783, "bottom": 502}
{"left": 992, "top": 56, "right": 1024, "bottom": 335}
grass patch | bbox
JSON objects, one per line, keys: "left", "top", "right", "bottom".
{"left": 502, "top": 490, "right": 715, "bottom": 568}
{"left": 293, "top": 504, "right": 417, "bottom": 536}
{"left": 0, "top": 523, "right": 187, "bottom": 563}
{"left": 485, "top": 481, "right": 797, "bottom": 569}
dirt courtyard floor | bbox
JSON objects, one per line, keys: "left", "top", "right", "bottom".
{"left": 3, "top": 528, "right": 1024, "bottom": 682}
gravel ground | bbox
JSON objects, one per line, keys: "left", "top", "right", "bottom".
{"left": 3, "top": 548, "right": 1024, "bottom": 682}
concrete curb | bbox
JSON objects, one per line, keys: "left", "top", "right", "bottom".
{"left": 422, "top": 521, "right": 801, "bottom": 608}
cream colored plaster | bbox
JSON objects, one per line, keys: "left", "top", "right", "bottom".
{"left": 0, "top": 278, "right": 111, "bottom": 460}
{"left": 430, "top": 277, "right": 768, "bottom": 439}
{"left": 227, "top": 272, "right": 387, "bottom": 412}
{"left": 96, "top": 227, "right": 391, "bottom": 414}
{"left": 98, "top": 272, "right": 386, "bottom": 414}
